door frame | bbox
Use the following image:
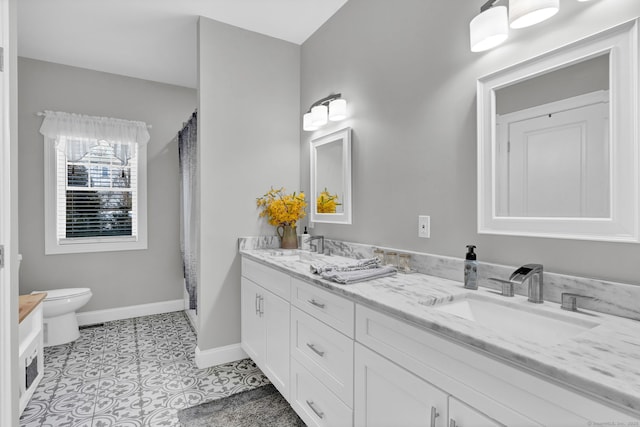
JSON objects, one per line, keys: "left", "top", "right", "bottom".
{"left": 0, "top": 0, "right": 18, "bottom": 425}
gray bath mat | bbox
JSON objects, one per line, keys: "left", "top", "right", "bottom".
{"left": 178, "top": 384, "right": 306, "bottom": 427}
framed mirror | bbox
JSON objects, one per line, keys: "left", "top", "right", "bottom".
{"left": 477, "top": 19, "right": 638, "bottom": 242}
{"left": 310, "top": 127, "right": 352, "bottom": 224}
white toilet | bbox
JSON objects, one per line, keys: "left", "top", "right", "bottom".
{"left": 19, "top": 255, "right": 92, "bottom": 347}
{"left": 36, "top": 288, "right": 92, "bottom": 347}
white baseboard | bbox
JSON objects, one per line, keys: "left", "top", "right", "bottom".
{"left": 76, "top": 299, "right": 184, "bottom": 326}
{"left": 194, "top": 343, "right": 248, "bottom": 369}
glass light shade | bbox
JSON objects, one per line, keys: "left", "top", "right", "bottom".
{"left": 311, "top": 105, "right": 328, "bottom": 127}
{"left": 303, "top": 112, "right": 318, "bottom": 131}
{"left": 469, "top": 6, "right": 509, "bottom": 53}
{"left": 328, "top": 98, "right": 347, "bottom": 121}
{"left": 509, "top": 0, "right": 559, "bottom": 29}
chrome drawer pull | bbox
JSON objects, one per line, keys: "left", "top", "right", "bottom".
{"left": 306, "top": 343, "right": 325, "bottom": 357}
{"left": 308, "top": 299, "right": 326, "bottom": 309}
{"left": 430, "top": 407, "right": 439, "bottom": 427}
{"left": 255, "top": 294, "right": 259, "bottom": 315}
{"left": 306, "top": 400, "right": 324, "bottom": 419}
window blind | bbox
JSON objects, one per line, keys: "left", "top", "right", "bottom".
{"left": 56, "top": 139, "right": 138, "bottom": 241}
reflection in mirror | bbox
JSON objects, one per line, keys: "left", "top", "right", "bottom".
{"left": 315, "top": 140, "right": 344, "bottom": 214}
{"left": 477, "top": 19, "right": 639, "bottom": 242}
{"left": 310, "top": 127, "right": 352, "bottom": 224}
{"left": 494, "top": 54, "right": 610, "bottom": 218}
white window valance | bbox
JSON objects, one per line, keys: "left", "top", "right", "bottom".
{"left": 39, "top": 110, "right": 150, "bottom": 163}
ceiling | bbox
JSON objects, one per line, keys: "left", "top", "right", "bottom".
{"left": 17, "top": 0, "right": 348, "bottom": 89}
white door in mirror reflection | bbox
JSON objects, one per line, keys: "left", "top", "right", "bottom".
{"left": 496, "top": 91, "right": 609, "bottom": 218}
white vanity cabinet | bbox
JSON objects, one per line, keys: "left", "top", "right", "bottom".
{"left": 240, "top": 258, "right": 291, "bottom": 399}
{"left": 355, "top": 304, "right": 636, "bottom": 427}
{"left": 240, "top": 255, "right": 638, "bottom": 427}
{"left": 18, "top": 293, "right": 46, "bottom": 415}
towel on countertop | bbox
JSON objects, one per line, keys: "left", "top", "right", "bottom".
{"left": 320, "top": 265, "right": 397, "bottom": 285}
{"left": 310, "top": 257, "right": 381, "bottom": 274}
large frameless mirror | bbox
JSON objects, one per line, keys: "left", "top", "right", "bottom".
{"left": 310, "top": 127, "right": 352, "bottom": 224}
{"left": 477, "top": 19, "right": 639, "bottom": 242}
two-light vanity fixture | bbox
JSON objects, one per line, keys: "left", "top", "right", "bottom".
{"left": 470, "top": 0, "right": 594, "bottom": 53}
{"left": 303, "top": 93, "right": 347, "bottom": 132}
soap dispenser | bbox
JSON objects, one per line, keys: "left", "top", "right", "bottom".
{"left": 301, "top": 227, "right": 310, "bottom": 250}
{"left": 464, "top": 245, "right": 478, "bottom": 290}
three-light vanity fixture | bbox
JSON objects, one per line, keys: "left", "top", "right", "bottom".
{"left": 470, "top": 0, "right": 594, "bottom": 53}
{"left": 303, "top": 93, "right": 347, "bottom": 132}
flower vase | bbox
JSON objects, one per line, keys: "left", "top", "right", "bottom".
{"left": 277, "top": 225, "right": 298, "bottom": 249}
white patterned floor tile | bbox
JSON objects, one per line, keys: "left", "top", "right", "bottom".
{"left": 19, "top": 398, "right": 49, "bottom": 424}
{"left": 142, "top": 408, "right": 180, "bottom": 427}
{"left": 20, "top": 312, "right": 267, "bottom": 427}
{"left": 49, "top": 392, "right": 96, "bottom": 419}
{"left": 17, "top": 417, "right": 44, "bottom": 427}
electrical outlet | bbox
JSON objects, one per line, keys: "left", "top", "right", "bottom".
{"left": 418, "top": 215, "right": 430, "bottom": 238}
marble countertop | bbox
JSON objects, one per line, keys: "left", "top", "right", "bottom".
{"left": 240, "top": 248, "right": 640, "bottom": 416}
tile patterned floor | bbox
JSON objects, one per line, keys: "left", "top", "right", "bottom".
{"left": 19, "top": 311, "right": 270, "bottom": 427}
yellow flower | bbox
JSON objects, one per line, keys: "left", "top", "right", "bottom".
{"left": 256, "top": 187, "right": 307, "bottom": 227}
{"left": 317, "top": 188, "right": 340, "bottom": 213}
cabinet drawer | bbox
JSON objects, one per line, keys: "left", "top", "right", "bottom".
{"left": 290, "top": 358, "right": 353, "bottom": 427}
{"left": 242, "top": 257, "right": 290, "bottom": 301}
{"left": 291, "top": 306, "right": 354, "bottom": 406}
{"left": 292, "top": 278, "right": 354, "bottom": 337}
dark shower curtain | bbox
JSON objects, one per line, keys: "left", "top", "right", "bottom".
{"left": 178, "top": 111, "right": 198, "bottom": 310}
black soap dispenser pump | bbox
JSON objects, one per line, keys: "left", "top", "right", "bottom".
{"left": 464, "top": 245, "right": 478, "bottom": 290}
{"left": 301, "top": 226, "right": 309, "bottom": 250}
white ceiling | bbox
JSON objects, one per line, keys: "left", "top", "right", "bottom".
{"left": 17, "top": 0, "right": 348, "bottom": 88}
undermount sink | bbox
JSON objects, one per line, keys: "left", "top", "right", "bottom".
{"left": 433, "top": 293, "right": 600, "bottom": 346}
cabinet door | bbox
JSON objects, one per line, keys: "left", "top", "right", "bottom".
{"left": 449, "top": 397, "right": 502, "bottom": 427}
{"left": 263, "top": 289, "right": 290, "bottom": 399}
{"left": 240, "top": 277, "right": 264, "bottom": 363}
{"left": 354, "top": 343, "right": 447, "bottom": 427}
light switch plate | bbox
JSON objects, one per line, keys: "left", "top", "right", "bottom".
{"left": 418, "top": 215, "right": 430, "bottom": 238}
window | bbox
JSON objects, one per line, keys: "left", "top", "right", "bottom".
{"left": 41, "top": 111, "right": 148, "bottom": 254}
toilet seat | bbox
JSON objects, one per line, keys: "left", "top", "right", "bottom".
{"left": 34, "top": 288, "right": 91, "bottom": 301}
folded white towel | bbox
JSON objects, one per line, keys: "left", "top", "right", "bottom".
{"left": 320, "top": 266, "right": 397, "bottom": 284}
{"left": 310, "top": 257, "right": 381, "bottom": 274}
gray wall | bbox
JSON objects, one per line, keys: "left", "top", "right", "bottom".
{"left": 18, "top": 57, "right": 197, "bottom": 312}
{"left": 496, "top": 54, "right": 609, "bottom": 115}
{"left": 197, "top": 18, "right": 300, "bottom": 350}
{"left": 301, "top": 0, "right": 640, "bottom": 285}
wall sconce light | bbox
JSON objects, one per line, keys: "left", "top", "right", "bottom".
{"left": 311, "top": 104, "right": 328, "bottom": 127}
{"left": 509, "top": 0, "right": 559, "bottom": 29}
{"left": 470, "top": 0, "right": 581, "bottom": 52}
{"left": 470, "top": 1, "right": 509, "bottom": 52}
{"left": 303, "top": 93, "right": 347, "bottom": 131}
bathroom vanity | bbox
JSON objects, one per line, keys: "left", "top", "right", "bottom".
{"left": 240, "top": 249, "right": 640, "bottom": 427}
{"left": 18, "top": 292, "right": 46, "bottom": 415}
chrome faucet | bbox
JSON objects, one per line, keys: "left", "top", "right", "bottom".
{"left": 307, "top": 235, "right": 324, "bottom": 254}
{"left": 560, "top": 293, "right": 593, "bottom": 311}
{"left": 509, "top": 264, "right": 544, "bottom": 303}
{"left": 489, "top": 278, "right": 515, "bottom": 297}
